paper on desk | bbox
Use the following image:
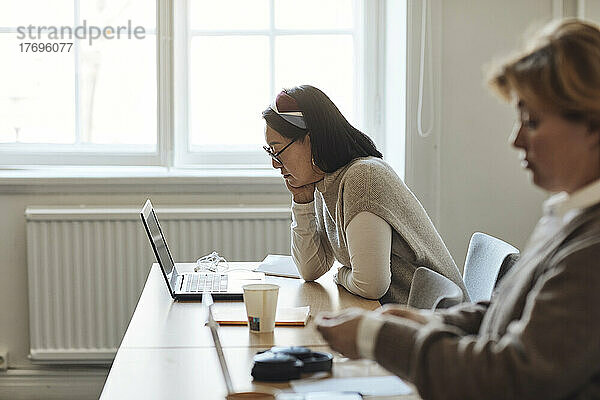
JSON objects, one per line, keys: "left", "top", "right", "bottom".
{"left": 213, "top": 306, "right": 310, "bottom": 326}
{"left": 255, "top": 255, "right": 301, "bottom": 279}
{"left": 228, "top": 270, "right": 265, "bottom": 280}
{"left": 290, "top": 376, "right": 412, "bottom": 397}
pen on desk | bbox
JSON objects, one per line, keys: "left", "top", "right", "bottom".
{"left": 203, "top": 291, "right": 235, "bottom": 396}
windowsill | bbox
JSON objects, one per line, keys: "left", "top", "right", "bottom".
{"left": 0, "top": 166, "right": 289, "bottom": 194}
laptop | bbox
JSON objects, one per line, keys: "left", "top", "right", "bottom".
{"left": 140, "top": 199, "right": 253, "bottom": 300}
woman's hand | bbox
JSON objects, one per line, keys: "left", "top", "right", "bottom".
{"left": 285, "top": 180, "right": 316, "bottom": 204}
{"left": 376, "top": 304, "right": 431, "bottom": 325}
{"left": 315, "top": 308, "right": 364, "bottom": 359}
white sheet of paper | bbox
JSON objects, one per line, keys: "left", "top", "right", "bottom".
{"left": 290, "top": 376, "right": 412, "bottom": 397}
{"left": 255, "top": 254, "right": 301, "bottom": 278}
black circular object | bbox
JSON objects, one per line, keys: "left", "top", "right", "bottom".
{"left": 270, "top": 346, "right": 312, "bottom": 358}
{"left": 251, "top": 347, "right": 333, "bottom": 381}
{"left": 296, "top": 351, "right": 333, "bottom": 373}
{"left": 251, "top": 352, "right": 303, "bottom": 381}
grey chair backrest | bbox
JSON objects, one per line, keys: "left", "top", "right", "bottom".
{"left": 463, "top": 232, "right": 519, "bottom": 303}
{"left": 495, "top": 252, "right": 520, "bottom": 288}
{"left": 407, "top": 267, "right": 464, "bottom": 310}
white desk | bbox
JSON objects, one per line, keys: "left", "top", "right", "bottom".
{"left": 100, "top": 263, "right": 420, "bottom": 399}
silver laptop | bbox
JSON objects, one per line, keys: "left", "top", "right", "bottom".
{"left": 140, "top": 199, "right": 249, "bottom": 301}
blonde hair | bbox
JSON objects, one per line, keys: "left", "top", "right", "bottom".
{"left": 489, "top": 19, "right": 600, "bottom": 128}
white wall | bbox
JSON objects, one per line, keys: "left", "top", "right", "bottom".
{"left": 434, "top": 0, "right": 600, "bottom": 267}
{"left": 438, "top": 0, "right": 554, "bottom": 266}
{"left": 406, "top": 0, "right": 567, "bottom": 269}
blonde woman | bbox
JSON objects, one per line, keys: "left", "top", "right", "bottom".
{"left": 316, "top": 19, "right": 600, "bottom": 399}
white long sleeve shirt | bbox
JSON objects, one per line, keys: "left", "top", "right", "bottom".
{"left": 291, "top": 201, "right": 392, "bottom": 300}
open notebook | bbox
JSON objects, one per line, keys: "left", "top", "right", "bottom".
{"left": 213, "top": 306, "right": 310, "bottom": 326}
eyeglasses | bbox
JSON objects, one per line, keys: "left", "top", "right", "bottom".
{"left": 263, "top": 138, "right": 297, "bottom": 164}
{"left": 517, "top": 105, "right": 540, "bottom": 131}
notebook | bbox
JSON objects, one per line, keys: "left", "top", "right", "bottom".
{"left": 213, "top": 306, "right": 310, "bottom": 326}
{"left": 255, "top": 255, "right": 301, "bottom": 279}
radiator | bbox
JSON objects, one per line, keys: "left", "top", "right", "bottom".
{"left": 25, "top": 205, "right": 291, "bottom": 363}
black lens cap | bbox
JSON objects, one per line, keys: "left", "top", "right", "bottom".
{"left": 269, "top": 347, "right": 332, "bottom": 372}
{"left": 251, "top": 352, "right": 304, "bottom": 381}
{"left": 269, "top": 346, "right": 312, "bottom": 358}
{"left": 251, "top": 347, "right": 333, "bottom": 381}
{"left": 297, "top": 351, "right": 333, "bottom": 373}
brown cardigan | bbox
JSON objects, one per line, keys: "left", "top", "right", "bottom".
{"left": 373, "top": 204, "right": 600, "bottom": 400}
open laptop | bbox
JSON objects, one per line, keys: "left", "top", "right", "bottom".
{"left": 140, "top": 199, "right": 254, "bottom": 301}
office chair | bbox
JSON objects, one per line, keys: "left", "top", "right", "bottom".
{"left": 407, "top": 267, "right": 464, "bottom": 310}
{"left": 463, "top": 232, "right": 519, "bottom": 303}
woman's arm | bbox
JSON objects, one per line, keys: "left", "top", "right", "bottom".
{"left": 433, "top": 301, "right": 490, "bottom": 334}
{"left": 372, "top": 244, "right": 600, "bottom": 400}
{"left": 377, "top": 301, "right": 490, "bottom": 335}
{"left": 356, "top": 302, "right": 489, "bottom": 360}
{"left": 336, "top": 211, "right": 392, "bottom": 299}
{"left": 291, "top": 200, "right": 335, "bottom": 281}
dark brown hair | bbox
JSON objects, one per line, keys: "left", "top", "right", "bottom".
{"left": 262, "top": 85, "right": 382, "bottom": 173}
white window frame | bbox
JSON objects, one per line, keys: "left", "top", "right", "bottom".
{"left": 1, "top": 0, "right": 387, "bottom": 170}
{"left": 0, "top": 1, "right": 162, "bottom": 166}
{"left": 173, "top": 0, "right": 385, "bottom": 169}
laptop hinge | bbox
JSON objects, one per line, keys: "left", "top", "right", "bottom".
{"left": 169, "top": 266, "right": 180, "bottom": 292}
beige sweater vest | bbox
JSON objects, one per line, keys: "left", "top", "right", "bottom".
{"left": 314, "top": 157, "right": 468, "bottom": 304}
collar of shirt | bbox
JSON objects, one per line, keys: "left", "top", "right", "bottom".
{"left": 543, "top": 178, "right": 600, "bottom": 222}
{"left": 522, "top": 178, "right": 600, "bottom": 257}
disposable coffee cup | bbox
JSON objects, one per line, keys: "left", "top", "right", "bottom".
{"left": 242, "top": 284, "right": 279, "bottom": 333}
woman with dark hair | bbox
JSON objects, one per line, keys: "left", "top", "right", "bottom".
{"left": 316, "top": 20, "right": 600, "bottom": 399}
{"left": 262, "top": 85, "right": 467, "bottom": 304}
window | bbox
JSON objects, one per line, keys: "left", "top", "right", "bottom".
{"left": 0, "top": 0, "right": 384, "bottom": 169}
{"left": 0, "top": 0, "right": 157, "bottom": 165}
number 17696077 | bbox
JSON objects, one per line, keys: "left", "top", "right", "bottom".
{"left": 19, "top": 42, "right": 73, "bottom": 52}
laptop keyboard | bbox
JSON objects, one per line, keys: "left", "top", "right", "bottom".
{"left": 185, "top": 273, "right": 228, "bottom": 293}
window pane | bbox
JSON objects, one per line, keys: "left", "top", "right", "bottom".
{"left": 275, "top": 35, "right": 355, "bottom": 124}
{"left": 0, "top": 34, "right": 75, "bottom": 144}
{"left": 190, "top": 36, "right": 270, "bottom": 147}
{"left": 79, "top": 0, "right": 156, "bottom": 31}
{"left": 275, "top": 0, "right": 354, "bottom": 30}
{"left": 78, "top": 35, "right": 157, "bottom": 145}
{"left": 0, "top": 0, "right": 73, "bottom": 27}
{"left": 190, "top": 0, "right": 269, "bottom": 30}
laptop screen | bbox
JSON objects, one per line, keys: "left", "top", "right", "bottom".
{"left": 141, "top": 200, "right": 175, "bottom": 278}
